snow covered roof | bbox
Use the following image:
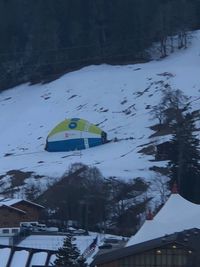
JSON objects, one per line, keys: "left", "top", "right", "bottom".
{"left": 0, "top": 197, "right": 20, "bottom": 206}
{"left": 0, "top": 197, "right": 44, "bottom": 209}
{"left": 126, "top": 192, "right": 200, "bottom": 246}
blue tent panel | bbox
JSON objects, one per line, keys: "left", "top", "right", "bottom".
{"left": 45, "top": 118, "right": 108, "bottom": 152}
{"left": 46, "top": 139, "right": 85, "bottom": 152}
{"left": 88, "top": 138, "right": 102, "bottom": 147}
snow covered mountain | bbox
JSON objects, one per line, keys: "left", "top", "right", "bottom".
{"left": 0, "top": 31, "right": 200, "bottom": 199}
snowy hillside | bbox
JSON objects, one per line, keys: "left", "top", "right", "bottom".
{"left": 0, "top": 31, "right": 200, "bottom": 198}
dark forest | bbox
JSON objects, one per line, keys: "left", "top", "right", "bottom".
{"left": 0, "top": 0, "right": 200, "bottom": 90}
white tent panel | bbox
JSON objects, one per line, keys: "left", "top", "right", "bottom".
{"left": 10, "top": 250, "right": 29, "bottom": 267}
{"left": 0, "top": 248, "right": 11, "bottom": 267}
{"left": 30, "top": 252, "right": 48, "bottom": 266}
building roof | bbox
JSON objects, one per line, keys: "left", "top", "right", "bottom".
{"left": 0, "top": 205, "right": 26, "bottom": 214}
{"left": 92, "top": 228, "right": 200, "bottom": 266}
{"left": 126, "top": 193, "right": 200, "bottom": 246}
{"left": 0, "top": 197, "right": 44, "bottom": 209}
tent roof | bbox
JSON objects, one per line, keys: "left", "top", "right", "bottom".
{"left": 48, "top": 118, "right": 102, "bottom": 138}
{"left": 126, "top": 193, "right": 200, "bottom": 246}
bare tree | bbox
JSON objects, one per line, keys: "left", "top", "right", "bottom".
{"left": 150, "top": 174, "right": 170, "bottom": 205}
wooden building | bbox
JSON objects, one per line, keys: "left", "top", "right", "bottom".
{"left": 92, "top": 228, "right": 200, "bottom": 267}
{"left": 0, "top": 198, "right": 44, "bottom": 236}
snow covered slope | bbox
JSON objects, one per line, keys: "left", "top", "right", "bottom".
{"left": 0, "top": 31, "right": 200, "bottom": 196}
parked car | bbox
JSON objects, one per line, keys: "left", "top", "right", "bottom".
{"left": 20, "top": 222, "right": 37, "bottom": 231}
{"left": 36, "top": 224, "right": 47, "bottom": 231}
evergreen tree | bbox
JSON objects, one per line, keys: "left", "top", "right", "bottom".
{"left": 54, "top": 232, "right": 87, "bottom": 267}
{"left": 168, "top": 111, "right": 200, "bottom": 203}
{"left": 77, "top": 256, "right": 88, "bottom": 267}
{"left": 152, "top": 88, "right": 200, "bottom": 203}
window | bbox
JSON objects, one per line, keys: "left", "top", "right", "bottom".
{"left": 11, "top": 229, "right": 19, "bottom": 233}
{"left": 2, "top": 229, "right": 9, "bottom": 234}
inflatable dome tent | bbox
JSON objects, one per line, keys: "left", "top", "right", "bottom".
{"left": 45, "top": 118, "right": 107, "bottom": 152}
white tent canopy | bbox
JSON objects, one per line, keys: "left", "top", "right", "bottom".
{"left": 126, "top": 192, "right": 200, "bottom": 246}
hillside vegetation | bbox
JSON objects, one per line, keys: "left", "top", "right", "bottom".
{"left": 1, "top": 0, "right": 200, "bottom": 89}
{"left": 0, "top": 2, "right": 200, "bottom": 234}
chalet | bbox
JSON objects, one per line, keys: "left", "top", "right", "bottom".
{"left": 0, "top": 198, "right": 44, "bottom": 236}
